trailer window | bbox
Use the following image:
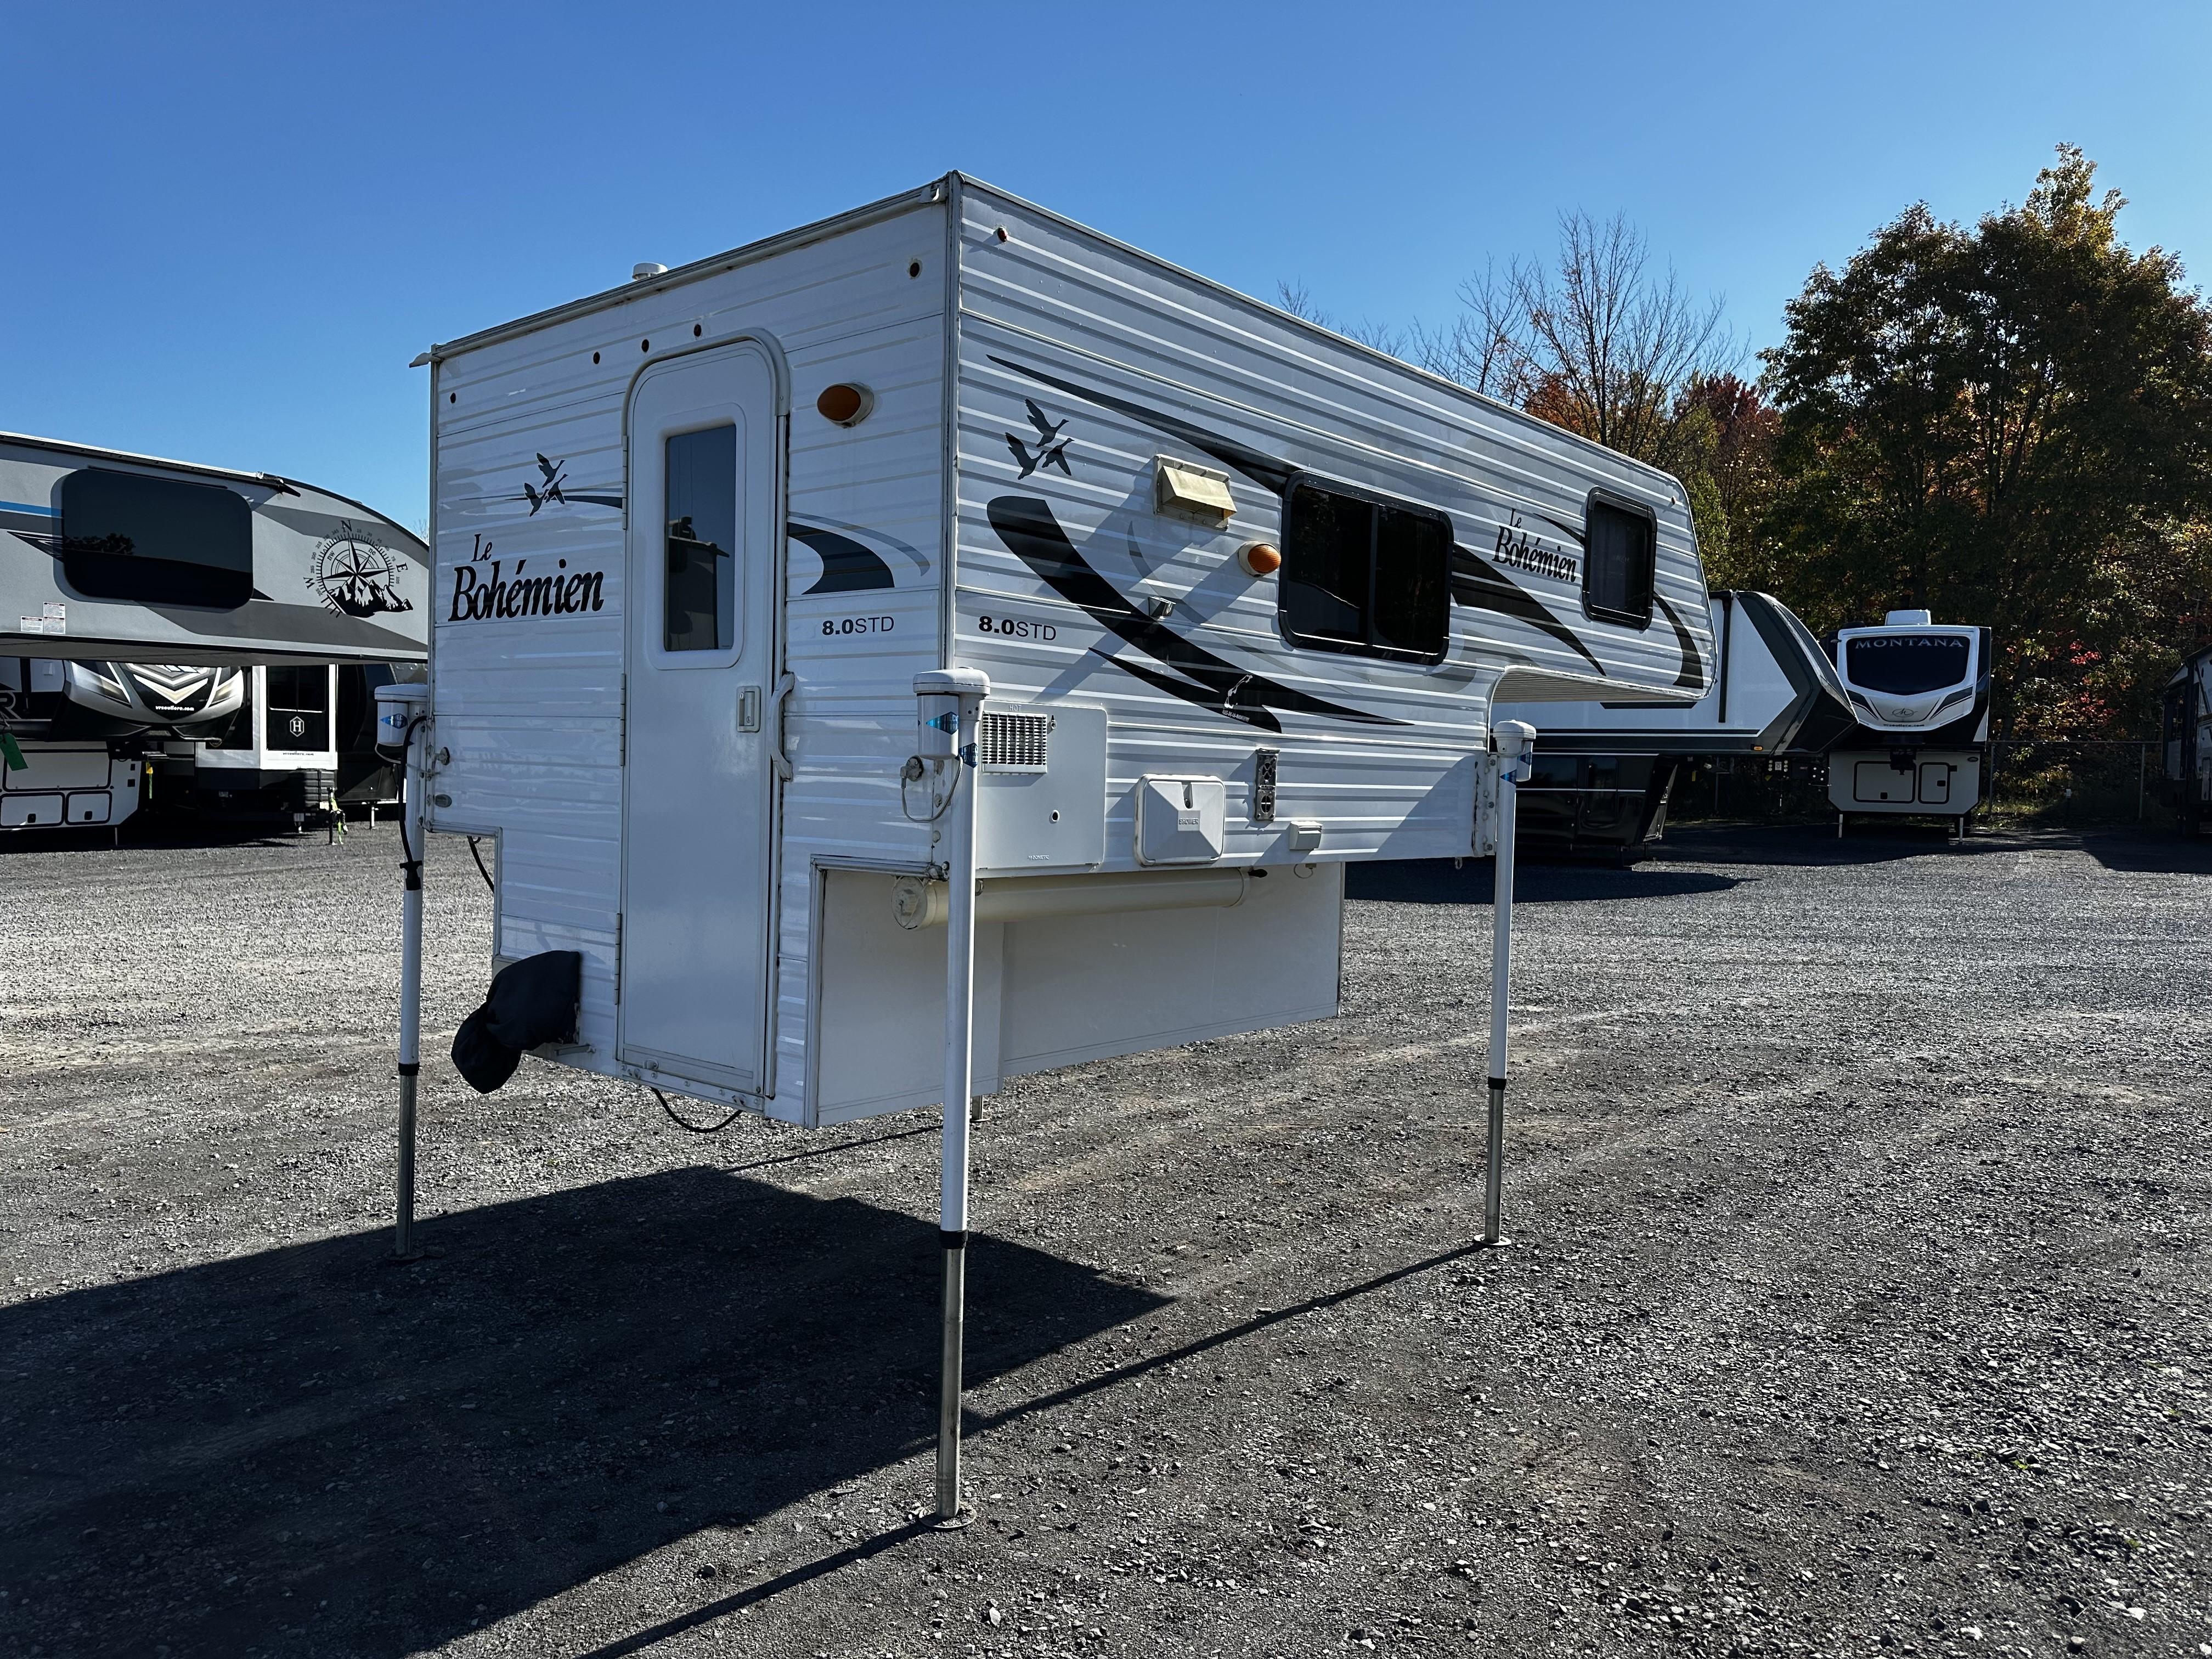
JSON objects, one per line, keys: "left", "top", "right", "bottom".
{"left": 1844, "top": 634, "right": 1972, "bottom": 695}
{"left": 1583, "top": 498, "right": 1655, "bottom": 627}
{"left": 1279, "top": 482, "right": 1449, "bottom": 664}
{"left": 265, "top": 665, "right": 331, "bottom": 750}
{"left": 663, "top": 424, "right": 736, "bottom": 652}
{"left": 60, "top": 468, "right": 254, "bottom": 610}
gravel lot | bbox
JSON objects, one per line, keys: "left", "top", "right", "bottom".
{"left": 3, "top": 819, "right": 2209, "bottom": 1659}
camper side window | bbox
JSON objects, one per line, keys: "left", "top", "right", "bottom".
{"left": 1279, "top": 482, "right": 1450, "bottom": 665}
{"left": 1583, "top": 498, "right": 1656, "bottom": 628}
{"left": 664, "top": 424, "right": 737, "bottom": 653}
{"left": 60, "top": 468, "right": 254, "bottom": 610}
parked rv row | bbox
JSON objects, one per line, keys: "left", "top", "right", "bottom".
{"left": 0, "top": 658, "right": 420, "bottom": 832}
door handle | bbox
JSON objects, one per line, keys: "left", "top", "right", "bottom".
{"left": 737, "top": 685, "right": 763, "bottom": 732}
{"left": 769, "top": 673, "right": 795, "bottom": 781}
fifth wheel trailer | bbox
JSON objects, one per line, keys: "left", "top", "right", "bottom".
{"left": 1493, "top": 589, "right": 1855, "bottom": 859}
{"left": 1, "top": 431, "right": 428, "bottom": 666}
{"left": 1825, "top": 610, "right": 1993, "bottom": 832}
{"left": 2163, "top": 644, "right": 2212, "bottom": 833}
{"left": 397, "top": 171, "right": 1720, "bottom": 1516}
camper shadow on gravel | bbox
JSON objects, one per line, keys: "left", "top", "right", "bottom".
{"left": 0, "top": 1169, "right": 1163, "bottom": 1659}
{"left": 1346, "top": 856, "right": 1742, "bottom": 905}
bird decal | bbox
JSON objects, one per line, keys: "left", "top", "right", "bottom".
{"left": 1005, "top": 399, "right": 1074, "bottom": 479}
{"left": 521, "top": 454, "right": 567, "bottom": 516}
{"left": 502, "top": 453, "right": 623, "bottom": 515}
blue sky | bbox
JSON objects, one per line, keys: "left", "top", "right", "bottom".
{"left": 5, "top": 1, "right": 2206, "bottom": 534}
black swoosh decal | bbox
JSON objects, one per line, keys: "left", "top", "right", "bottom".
{"left": 1449, "top": 545, "right": 1605, "bottom": 674}
{"left": 988, "top": 356, "right": 1297, "bottom": 494}
{"left": 789, "top": 522, "right": 895, "bottom": 594}
{"left": 992, "top": 353, "right": 1621, "bottom": 682}
{"left": 1654, "top": 592, "right": 1704, "bottom": 692}
{"left": 986, "top": 495, "right": 1403, "bottom": 730}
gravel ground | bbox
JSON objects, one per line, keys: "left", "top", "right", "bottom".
{"left": 3, "top": 819, "right": 2210, "bottom": 1659}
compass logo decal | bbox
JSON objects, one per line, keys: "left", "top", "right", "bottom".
{"left": 307, "top": 523, "right": 415, "bottom": 619}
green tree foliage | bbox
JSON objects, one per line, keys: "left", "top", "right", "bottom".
{"left": 1762, "top": 146, "right": 2212, "bottom": 736}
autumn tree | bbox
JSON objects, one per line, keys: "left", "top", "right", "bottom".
{"left": 1762, "top": 145, "right": 2212, "bottom": 736}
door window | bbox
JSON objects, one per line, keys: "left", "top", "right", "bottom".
{"left": 663, "top": 424, "right": 737, "bottom": 652}
{"left": 264, "top": 665, "right": 331, "bottom": 749}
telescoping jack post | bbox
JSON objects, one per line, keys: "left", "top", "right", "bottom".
{"left": 375, "top": 680, "right": 432, "bottom": 1261}
{"left": 1480, "top": 719, "right": 1535, "bottom": 1249}
{"left": 914, "top": 668, "right": 991, "bottom": 1524}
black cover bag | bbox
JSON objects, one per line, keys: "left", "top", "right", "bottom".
{"left": 450, "top": 950, "right": 582, "bottom": 1094}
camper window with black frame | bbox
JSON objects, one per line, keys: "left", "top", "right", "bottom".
{"left": 1278, "top": 480, "right": 1450, "bottom": 664}
{"left": 1582, "top": 496, "right": 1656, "bottom": 627}
{"left": 663, "top": 424, "right": 737, "bottom": 652}
{"left": 60, "top": 468, "right": 255, "bottom": 610}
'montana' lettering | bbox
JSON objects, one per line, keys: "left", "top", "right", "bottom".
{"left": 449, "top": 558, "right": 605, "bottom": 622}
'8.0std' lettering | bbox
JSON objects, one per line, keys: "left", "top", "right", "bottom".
{"left": 977, "top": 614, "right": 1057, "bottom": 641}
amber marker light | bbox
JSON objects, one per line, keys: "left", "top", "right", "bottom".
{"left": 1238, "top": 540, "right": 1283, "bottom": 577}
{"left": 817, "top": 383, "right": 875, "bottom": 426}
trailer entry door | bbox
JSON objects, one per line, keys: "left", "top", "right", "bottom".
{"left": 618, "top": 342, "right": 780, "bottom": 1094}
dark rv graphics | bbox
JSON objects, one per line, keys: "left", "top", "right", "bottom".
{"left": 980, "top": 356, "right": 1703, "bottom": 725}
{"left": 1825, "top": 610, "right": 1993, "bottom": 836}
{"left": 1493, "top": 591, "right": 1857, "bottom": 861}
{"left": 2160, "top": 644, "right": 2212, "bottom": 834}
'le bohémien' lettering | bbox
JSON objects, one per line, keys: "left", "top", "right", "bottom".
{"left": 449, "top": 557, "right": 605, "bottom": 622}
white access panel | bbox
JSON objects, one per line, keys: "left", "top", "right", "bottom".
{"left": 618, "top": 341, "right": 782, "bottom": 1094}
{"left": 976, "top": 703, "right": 1107, "bottom": 873}
{"left": 808, "top": 862, "right": 1342, "bottom": 1125}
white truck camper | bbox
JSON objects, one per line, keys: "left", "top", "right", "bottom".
{"left": 1825, "top": 610, "right": 1993, "bottom": 834}
{"left": 392, "top": 173, "right": 1718, "bottom": 1519}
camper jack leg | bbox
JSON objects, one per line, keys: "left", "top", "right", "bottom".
{"left": 1480, "top": 723, "right": 1533, "bottom": 1249}
{"left": 917, "top": 669, "right": 990, "bottom": 1524}
{"left": 383, "top": 687, "right": 431, "bottom": 1261}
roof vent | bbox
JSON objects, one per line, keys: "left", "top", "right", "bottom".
{"left": 632, "top": 262, "right": 668, "bottom": 281}
{"left": 1884, "top": 608, "right": 1934, "bottom": 626}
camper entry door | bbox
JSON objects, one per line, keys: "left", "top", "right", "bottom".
{"left": 617, "top": 342, "right": 781, "bottom": 1095}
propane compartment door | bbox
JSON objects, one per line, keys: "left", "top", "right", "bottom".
{"left": 617, "top": 342, "right": 781, "bottom": 1094}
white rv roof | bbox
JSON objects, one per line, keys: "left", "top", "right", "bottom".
{"left": 420, "top": 174, "right": 1686, "bottom": 497}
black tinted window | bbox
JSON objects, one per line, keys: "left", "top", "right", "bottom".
{"left": 61, "top": 469, "right": 254, "bottom": 609}
{"left": 664, "top": 425, "right": 736, "bottom": 652}
{"left": 1279, "top": 482, "right": 1450, "bottom": 664}
{"left": 1845, "top": 634, "right": 1972, "bottom": 696}
{"left": 1583, "top": 499, "right": 1655, "bottom": 626}
{"left": 264, "top": 666, "right": 331, "bottom": 750}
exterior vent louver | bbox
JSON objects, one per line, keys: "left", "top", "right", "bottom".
{"left": 977, "top": 710, "right": 1052, "bottom": 772}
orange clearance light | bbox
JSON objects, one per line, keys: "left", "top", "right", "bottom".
{"left": 816, "top": 383, "right": 875, "bottom": 426}
{"left": 1238, "top": 541, "right": 1283, "bottom": 577}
